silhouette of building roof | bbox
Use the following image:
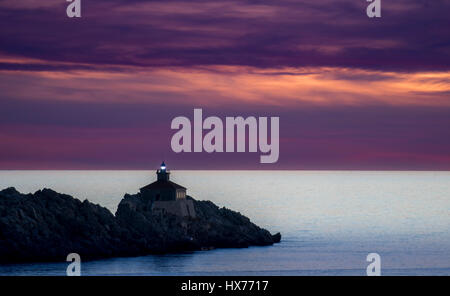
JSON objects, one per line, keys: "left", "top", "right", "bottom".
{"left": 140, "top": 179, "right": 186, "bottom": 191}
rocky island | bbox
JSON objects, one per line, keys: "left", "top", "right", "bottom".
{"left": 0, "top": 185, "right": 281, "bottom": 263}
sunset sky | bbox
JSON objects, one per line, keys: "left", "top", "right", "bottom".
{"left": 0, "top": 0, "right": 449, "bottom": 169}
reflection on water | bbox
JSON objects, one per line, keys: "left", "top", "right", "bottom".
{"left": 0, "top": 171, "right": 449, "bottom": 275}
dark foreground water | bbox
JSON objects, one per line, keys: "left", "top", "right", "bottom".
{"left": 0, "top": 171, "right": 449, "bottom": 275}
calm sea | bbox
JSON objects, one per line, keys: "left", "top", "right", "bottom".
{"left": 0, "top": 170, "right": 449, "bottom": 275}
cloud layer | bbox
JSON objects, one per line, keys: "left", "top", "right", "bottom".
{"left": 0, "top": 0, "right": 449, "bottom": 169}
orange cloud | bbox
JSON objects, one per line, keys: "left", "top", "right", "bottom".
{"left": 1, "top": 65, "right": 449, "bottom": 107}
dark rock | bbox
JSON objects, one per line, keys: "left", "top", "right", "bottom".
{"left": 271, "top": 232, "right": 282, "bottom": 243}
{"left": 0, "top": 187, "right": 281, "bottom": 263}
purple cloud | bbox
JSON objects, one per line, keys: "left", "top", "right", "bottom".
{"left": 0, "top": 0, "right": 448, "bottom": 71}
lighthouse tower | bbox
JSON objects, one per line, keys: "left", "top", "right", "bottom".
{"left": 157, "top": 161, "right": 170, "bottom": 181}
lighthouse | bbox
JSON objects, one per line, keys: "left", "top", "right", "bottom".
{"left": 139, "top": 162, "right": 195, "bottom": 217}
{"left": 157, "top": 161, "right": 170, "bottom": 181}
{"left": 140, "top": 161, "right": 187, "bottom": 201}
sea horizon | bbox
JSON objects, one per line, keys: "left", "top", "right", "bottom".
{"left": 1, "top": 169, "right": 450, "bottom": 172}
{"left": 1, "top": 170, "right": 448, "bottom": 276}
